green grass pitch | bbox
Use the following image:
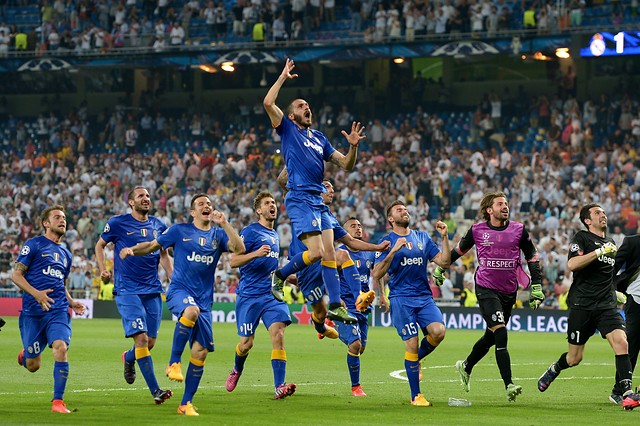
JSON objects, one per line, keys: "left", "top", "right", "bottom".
{"left": 0, "top": 317, "right": 637, "bottom": 425}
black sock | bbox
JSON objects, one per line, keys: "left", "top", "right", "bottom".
{"left": 275, "top": 270, "right": 285, "bottom": 280}
{"left": 556, "top": 352, "right": 570, "bottom": 371}
{"left": 614, "top": 354, "right": 633, "bottom": 393}
{"left": 493, "top": 327, "right": 512, "bottom": 388}
{"left": 465, "top": 329, "right": 494, "bottom": 374}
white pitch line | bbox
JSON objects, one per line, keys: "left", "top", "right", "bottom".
{"left": 390, "top": 362, "right": 617, "bottom": 382}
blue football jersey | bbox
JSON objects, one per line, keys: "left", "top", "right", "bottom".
{"left": 156, "top": 222, "right": 229, "bottom": 310}
{"left": 374, "top": 230, "right": 440, "bottom": 298}
{"left": 236, "top": 223, "right": 279, "bottom": 297}
{"left": 277, "top": 116, "right": 336, "bottom": 192}
{"left": 100, "top": 214, "right": 167, "bottom": 295}
{"left": 16, "top": 236, "right": 72, "bottom": 314}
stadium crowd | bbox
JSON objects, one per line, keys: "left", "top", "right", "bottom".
{"left": 1, "top": 72, "right": 640, "bottom": 310}
{"left": 0, "top": 0, "right": 636, "bottom": 53}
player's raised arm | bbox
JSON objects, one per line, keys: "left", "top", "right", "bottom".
{"left": 263, "top": 58, "right": 298, "bottom": 128}
{"left": 212, "top": 210, "right": 245, "bottom": 255}
{"left": 329, "top": 121, "right": 366, "bottom": 171}
{"left": 430, "top": 221, "right": 451, "bottom": 269}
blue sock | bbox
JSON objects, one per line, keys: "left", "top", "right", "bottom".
{"left": 170, "top": 319, "right": 194, "bottom": 365}
{"left": 347, "top": 352, "right": 360, "bottom": 387}
{"left": 234, "top": 347, "right": 249, "bottom": 373}
{"left": 53, "top": 361, "right": 69, "bottom": 400}
{"left": 136, "top": 349, "right": 160, "bottom": 395}
{"left": 341, "top": 263, "right": 362, "bottom": 295}
{"left": 272, "top": 359, "right": 286, "bottom": 388}
{"left": 124, "top": 346, "right": 136, "bottom": 364}
{"left": 418, "top": 336, "right": 437, "bottom": 360}
{"left": 279, "top": 251, "right": 311, "bottom": 278}
{"left": 322, "top": 263, "right": 341, "bottom": 305}
{"left": 311, "top": 312, "right": 326, "bottom": 334}
{"left": 405, "top": 357, "right": 421, "bottom": 399}
{"left": 182, "top": 359, "right": 205, "bottom": 405}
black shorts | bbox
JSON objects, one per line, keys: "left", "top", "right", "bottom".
{"left": 476, "top": 285, "right": 517, "bottom": 328}
{"left": 567, "top": 307, "right": 625, "bottom": 345}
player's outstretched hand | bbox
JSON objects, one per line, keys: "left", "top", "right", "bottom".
{"left": 433, "top": 266, "right": 446, "bottom": 287}
{"left": 529, "top": 283, "right": 545, "bottom": 310}
{"left": 280, "top": 58, "right": 298, "bottom": 80}
{"left": 341, "top": 121, "right": 366, "bottom": 147}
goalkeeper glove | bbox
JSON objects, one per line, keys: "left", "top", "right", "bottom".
{"left": 433, "top": 266, "right": 446, "bottom": 287}
{"left": 595, "top": 242, "right": 617, "bottom": 258}
{"left": 616, "top": 291, "right": 627, "bottom": 305}
{"left": 529, "top": 284, "right": 545, "bottom": 310}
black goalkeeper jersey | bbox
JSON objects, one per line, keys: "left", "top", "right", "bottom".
{"left": 567, "top": 230, "right": 617, "bottom": 310}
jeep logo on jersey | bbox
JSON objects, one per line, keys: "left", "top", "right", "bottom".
{"left": 42, "top": 265, "right": 64, "bottom": 278}
{"left": 187, "top": 251, "right": 215, "bottom": 265}
{"left": 303, "top": 139, "right": 323, "bottom": 155}
{"left": 400, "top": 257, "right": 424, "bottom": 266}
{"left": 199, "top": 237, "right": 206, "bottom": 246}
{"left": 141, "top": 229, "right": 148, "bottom": 237}
{"left": 267, "top": 251, "right": 279, "bottom": 259}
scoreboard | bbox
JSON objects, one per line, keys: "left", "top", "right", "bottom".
{"left": 580, "top": 31, "right": 640, "bottom": 57}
